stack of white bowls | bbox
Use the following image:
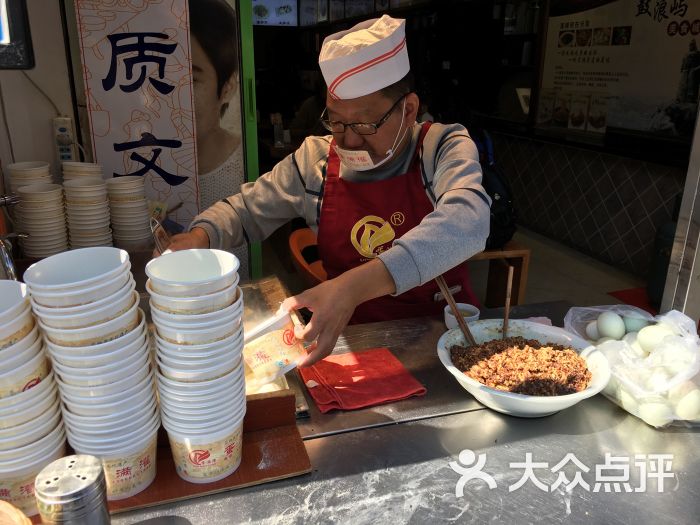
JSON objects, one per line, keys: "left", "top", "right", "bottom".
{"left": 23, "top": 247, "right": 159, "bottom": 501}
{"left": 14, "top": 183, "right": 68, "bottom": 258}
{"left": 0, "top": 281, "right": 65, "bottom": 518}
{"left": 61, "top": 161, "right": 103, "bottom": 182}
{"left": 106, "top": 176, "right": 152, "bottom": 251}
{"left": 6, "top": 161, "right": 52, "bottom": 193}
{"left": 63, "top": 178, "right": 113, "bottom": 249}
{"left": 146, "top": 249, "right": 245, "bottom": 484}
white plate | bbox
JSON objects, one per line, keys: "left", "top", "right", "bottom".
{"left": 437, "top": 319, "right": 611, "bottom": 417}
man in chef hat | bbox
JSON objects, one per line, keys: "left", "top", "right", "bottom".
{"left": 166, "top": 15, "right": 490, "bottom": 365}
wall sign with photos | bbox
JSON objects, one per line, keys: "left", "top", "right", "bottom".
{"left": 537, "top": 0, "right": 699, "bottom": 140}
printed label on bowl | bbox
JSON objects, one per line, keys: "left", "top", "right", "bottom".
{"left": 0, "top": 319, "right": 35, "bottom": 350}
{"left": 243, "top": 325, "right": 305, "bottom": 385}
{"left": 50, "top": 317, "right": 139, "bottom": 348}
{"left": 0, "top": 471, "right": 40, "bottom": 516}
{"left": 0, "top": 358, "right": 50, "bottom": 399}
{"left": 102, "top": 436, "right": 157, "bottom": 500}
{"left": 168, "top": 424, "right": 243, "bottom": 481}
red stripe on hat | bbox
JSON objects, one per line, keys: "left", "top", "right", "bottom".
{"left": 328, "top": 37, "right": 406, "bottom": 98}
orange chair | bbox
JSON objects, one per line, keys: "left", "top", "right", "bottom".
{"left": 288, "top": 227, "right": 327, "bottom": 287}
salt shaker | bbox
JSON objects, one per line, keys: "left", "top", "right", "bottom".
{"left": 34, "top": 455, "right": 111, "bottom": 524}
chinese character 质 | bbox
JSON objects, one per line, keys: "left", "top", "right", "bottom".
{"left": 103, "top": 33, "right": 177, "bottom": 95}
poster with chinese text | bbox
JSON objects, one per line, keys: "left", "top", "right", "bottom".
{"left": 73, "top": 0, "right": 198, "bottom": 226}
{"left": 538, "top": 0, "right": 699, "bottom": 139}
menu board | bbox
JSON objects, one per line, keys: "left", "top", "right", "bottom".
{"left": 252, "top": 0, "right": 298, "bottom": 26}
{"left": 538, "top": 0, "right": 700, "bottom": 139}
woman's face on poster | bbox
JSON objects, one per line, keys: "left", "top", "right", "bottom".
{"left": 191, "top": 35, "right": 235, "bottom": 137}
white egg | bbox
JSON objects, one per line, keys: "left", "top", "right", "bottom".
{"left": 646, "top": 368, "right": 671, "bottom": 392}
{"left": 638, "top": 400, "right": 674, "bottom": 427}
{"left": 637, "top": 324, "right": 675, "bottom": 354}
{"left": 622, "top": 332, "right": 647, "bottom": 358}
{"left": 585, "top": 320, "right": 600, "bottom": 340}
{"left": 674, "top": 389, "right": 700, "bottom": 420}
{"left": 617, "top": 387, "right": 638, "bottom": 414}
{"left": 667, "top": 380, "right": 698, "bottom": 403}
{"left": 597, "top": 312, "right": 626, "bottom": 340}
{"left": 623, "top": 315, "right": 650, "bottom": 334}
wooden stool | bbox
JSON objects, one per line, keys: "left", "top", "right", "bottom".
{"left": 469, "top": 240, "right": 531, "bottom": 307}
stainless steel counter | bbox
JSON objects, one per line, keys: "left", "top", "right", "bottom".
{"left": 116, "top": 279, "right": 699, "bottom": 525}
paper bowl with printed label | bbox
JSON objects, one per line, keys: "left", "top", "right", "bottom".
{"left": 160, "top": 382, "right": 245, "bottom": 418}
{"left": 157, "top": 341, "right": 243, "bottom": 371}
{"left": 53, "top": 347, "right": 148, "bottom": 388}
{"left": 0, "top": 422, "right": 64, "bottom": 465}
{"left": 154, "top": 315, "right": 241, "bottom": 346}
{"left": 150, "top": 293, "right": 243, "bottom": 327}
{"left": 146, "top": 249, "right": 240, "bottom": 297}
{"left": 68, "top": 421, "right": 158, "bottom": 501}
{"left": 66, "top": 411, "right": 158, "bottom": 452}
{"left": 50, "top": 335, "right": 146, "bottom": 370}
{"left": 61, "top": 394, "right": 156, "bottom": 429}
{"left": 155, "top": 327, "right": 244, "bottom": 358}
{"left": 156, "top": 353, "right": 241, "bottom": 383}
{"left": 0, "top": 325, "right": 40, "bottom": 366}
{"left": 60, "top": 369, "right": 154, "bottom": 408}
{"left": 163, "top": 412, "right": 245, "bottom": 484}
{"left": 0, "top": 306, "right": 35, "bottom": 351}
{"left": 0, "top": 429, "right": 66, "bottom": 517}
{"left": 61, "top": 373, "right": 154, "bottom": 417}
{"left": 437, "top": 320, "right": 611, "bottom": 418}
{"left": 31, "top": 284, "right": 137, "bottom": 330}
{"left": 23, "top": 247, "right": 129, "bottom": 292}
{"left": 45, "top": 311, "right": 145, "bottom": 358}
{"left": 147, "top": 281, "right": 239, "bottom": 315}
{"left": 156, "top": 363, "right": 244, "bottom": 395}
{"left": 38, "top": 302, "right": 140, "bottom": 347}
{"left": 158, "top": 374, "right": 245, "bottom": 408}
{"left": 0, "top": 377, "right": 57, "bottom": 430}
{"left": 0, "top": 400, "right": 61, "bottom": 451}
{"left": 161, "top": 400, "right": 245, "bottom": 432}
{"left": 0, "top": 336, "right": 42, "bottom": 376}
{"left": 67, "top": 401, "right": 157, "bottom": 439}
{"left": 55, "top": 361, "right": 149, "bottom": 402}
{"left": 0, "top": 350, "right": 50, "bottom": 400}
{"left": 29, "top": 270, "right": 130, "bottom": 308}
{"left": 0, "top": 282, "right": 30, "bottom": 322}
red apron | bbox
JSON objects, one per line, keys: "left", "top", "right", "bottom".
{"left": 317, "top": 122, "right": 480, "bottom": 324}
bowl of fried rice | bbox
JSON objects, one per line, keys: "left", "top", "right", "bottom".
{"left": 437, "top": 319, "right": 610, "bottom": 417}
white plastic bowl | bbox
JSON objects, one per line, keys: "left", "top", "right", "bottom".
{"left": 45, "top": 312, "right": 145, "bottom": 358}
{"left": 0, "top": 335, "right": 42, "bottom": 375}
{"left": 148, "top": 281, "right": 239, "bottom": 315}
{"left": 154, "top": 315, "right": 241, "bottom": 346}
{"left": 0, "top": 305, "right": 34, "bottom": 350}
{"left": 156, "top": 363, "right": 244, "bottom": 394}
{"left": 0, "top": 281, "right": 30, "bottom": 325}
{"left": 0, "top": 376, "right": 57, "bottom": 430}
{"left": 55, "top": 358, "right": 149, "bottom": 398}
{"left": 156, "top": 354, "right": 241, "bottom": 383}
{"left": 60, "top": 370, "right": 154, "bottom": 407}
{"left": 444, "top": 303, "right": 480, "bottom": 330}
{"left": 27, "top": 271, "right": 128, "bottom": 311}
{"left": 0, "top": 348, "right": 49, "bottom": 399}
{"left": 34, "top": 289, "right": 138, "bottom": 330}
{"left": 61, "top": 374, "right": 154, "bottom": 417}
{"left": 156, "top": 328, "right": 244, "bottom": 362}
{"left": 150, "top": 293, "right": 243, "bottom": 327}
{"left": 23, "top": 247, "right": 129, "bottom": 292}
{"left": 50, "top": 336, "right": 147, "bottom": 369}
{"left": 0, "top": 422, "right": 64, "bottom": 464}
{"left": 146, "top": 249, "right": 240, "bottom": 297}
{"left": 38, "top": 301, "right": 139, "bottom": 347}
{"left": 53, "top": 347, "right": 149, "bottom": 388}
{"left": 437, "top": 319, "right": 611, "bottom": 418}
{"left": 61, "top": 395, "right": 155, "bottom": 428}
{"left": 0, "top": 400, "right": 61, "bottom": 451}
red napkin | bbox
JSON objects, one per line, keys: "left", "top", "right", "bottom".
{"left": 299, "top": 347, "right": 426, "bottom": 413}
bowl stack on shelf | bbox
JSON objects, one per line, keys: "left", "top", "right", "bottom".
{"left": 146, "top": 249, "right": 246, "bottom": 484}
{"left": 63, "top": 178, "right": 113, "bottom": 248}
{"left": 23, "top": 247, "right": 159, "bottom": 501}
{"left": 61, "top": 162, "right": 103, "bottom": 182}
{"left": 6, "top": 161, "right": 52, "bottom": 193}
{"left": 106, "top": 176, "right": 152, "bottom": 251}
{"left": 0, "top": 281, "right": 65, "bottom": 518}
{"left": 14, "top": 183, "right": 68, "bottom": 258}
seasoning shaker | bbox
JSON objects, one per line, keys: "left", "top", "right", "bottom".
{"left": 34, "top": 455, "right": 111, "bottom": 524}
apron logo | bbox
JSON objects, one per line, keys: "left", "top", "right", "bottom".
{"left": 390, "top": 212, "right": 405, "bottom": 226}
{"left": 351, "top": 215, "right": 396, "bottom": 258}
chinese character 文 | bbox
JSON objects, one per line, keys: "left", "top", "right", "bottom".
{"left": 114, "top": 132, "right": 186, "bottom": 185}
{"left": 103, "top": 33, "right": 177, "bottom": 95}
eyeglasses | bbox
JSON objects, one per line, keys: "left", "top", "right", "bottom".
{"left": 320, "top": 95, "right": 406, "bottom": 135}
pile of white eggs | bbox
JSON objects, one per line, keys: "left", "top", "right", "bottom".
{"left": 590, "top": 311, "right": 700, "bottom": 427}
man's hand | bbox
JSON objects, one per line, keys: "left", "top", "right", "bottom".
{"left": 153, "top": 227, "right": 210, "bottom": 256}
{"left": 282, "top": 258, "right": 396, "bottom": 366}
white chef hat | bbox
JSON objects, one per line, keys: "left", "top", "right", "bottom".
{"left": 319, "top": 15, "right": 409, "bottom": 100}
